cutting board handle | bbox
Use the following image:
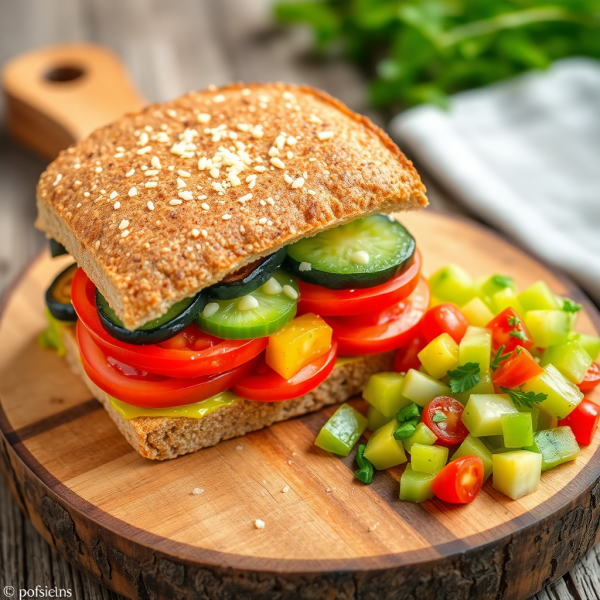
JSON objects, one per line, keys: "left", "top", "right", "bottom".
{"left": 2, "top": 43, "right": 145, "bottom": 159}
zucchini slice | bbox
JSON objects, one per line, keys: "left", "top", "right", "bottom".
{"left": 96, "top": 291, "right": 207, "bottom": 345}
{"left": 197, "top": 269, "right": 297, "bottom": 340}
{"left": 286, "top": 215, "right": 415, "bottom": 290}
{"left": 208, "top": 248, "right": 287, "bottom": 300}
{"left": 45, "top": 263, "right": 78, "bottom": 321}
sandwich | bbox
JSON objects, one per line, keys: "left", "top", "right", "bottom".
{"left": 36, "top": 82, "right": 428, "bottom": 460}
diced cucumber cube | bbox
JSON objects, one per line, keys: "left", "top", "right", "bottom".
{"left": 399, "top": 464, "right": 435, "bottom": 502}
{"left": 459, "top": 326, "right": 492, "bottom": 373}
{"left": 542, "top": 340, "right": 593, "bottom": 384}
{"left": 492, "top": 446, "right": 515, "bottom": 454}
{"left": 452, "top": 434, "right": 494, "bottom": 481}
{"left": 524, "top": 310, "right": 572, "bottom": 348}
{"left": 521, "top": 364, "right": 583, "bottom": 419}
{"left": 402, "top": 422, "right": 437, "bottom": 454}
{"left": 537, "top": 409, "right": 558, "bottom": 431}
{"left": 418, "top": 333, "right": 460, "bottom": 379}
{"left": 569, "top": 332, "right": 600, "bottom": 362}
{"left": 492, "top": 451, "right": 542, "bottom": 500}
{"left": 363, "top": 419, "right": 408, "bottom": 470}
{"left": 501, "top": 412, "right": 533, "bottom": 447}
{"left": 411, "top": 443, "right": 449, "bottom": 474}
{"left": 452, "top": 370, "right": 495, "bottom": 405}
{"left": 314, "top": 403, "right": 367, "bottom": 456}
{"left": 492, "top": 288, "right": 525, "bottom": 318}
{"left": 524, "top": 427, "right": 580, "bottom": 471}
{"left": 479, "top": 274, "right": 517, "bottom": 299}
{"left": 517, "top": 281, "right": 560, "bottom": 312}
{"left": 401, "top": 369, "right": 451, "bottom": 407}
{"left": 363, "top": 372, "right": 411, "bottom": 418}
{"left": 461, "top": 297, "right": 495, "bottom": 328}
{"left": 462, "top": 394, "right": 519, "bottom": 437}
{"left": 367, "top": 405, "right": 390, "bottom": 432}
{"left": 428, "top": 264, "right": 475, "bottom": 306}
{"left": 517, "top": 404, "right": 539, "bottom": 431}
{"left": 482, "top": 435, "right": 505, "bottom": 451}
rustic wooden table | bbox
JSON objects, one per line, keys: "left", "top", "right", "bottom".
{"left": 0, "top": 1, "right": 599, "bottom": 598}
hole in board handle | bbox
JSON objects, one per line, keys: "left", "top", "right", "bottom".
{"left": 44, "top": 65, "right": 85, "bottom": 83}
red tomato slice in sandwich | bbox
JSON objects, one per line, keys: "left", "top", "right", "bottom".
{"left": 77, "top": 322, "right": 257, "bottom": 408}
{"left": 323, "top": 277, "right": 429, "bottom": 355}
{"left": 232, "top": 342, "right": 338, "bottom": 402}
{"left": 297, "top": 250, "right": 421, "bottom": 317}
{"left": 71, "top": 267, "right": 267, "bottom": 378}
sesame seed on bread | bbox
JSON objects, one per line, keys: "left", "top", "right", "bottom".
{"left": 36, "top": 82, "right": 428, "bottom": 330}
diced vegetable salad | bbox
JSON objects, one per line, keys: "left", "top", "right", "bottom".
{"left": 315, "top": 265, "right": 600, "bottom": 504}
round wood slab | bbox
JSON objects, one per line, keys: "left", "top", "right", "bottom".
{"left": 1, "top": 212, "right": 599, "bottom": 600}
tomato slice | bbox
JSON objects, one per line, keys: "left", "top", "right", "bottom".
{"left": 323, "top": 277, "right": 429, "bottom": 356}
{"left": 422, "top": 396, "right": 469, "bottom": 446}
{"left": 579, "top": 363, "right": 600, "bottom": 394}
{"left": 492, "top": 346, "right": 544, "bottom": 389}
{"left": 559, "top": 398, "right": 600, "bottom": 445}
{"left": 431, "top": 456, "right": 484, "bottom": 504}
{"left": 487, "top": 307, "right": 533, "bottom": 353}
{"left": 420, "top": 303, "right": 469, "bottom": 344}
{"left": 71, "top": 268, "right": 267, "bottom": 378}
{"left": 232, "top": 342, "right": 338, "bottom": 402}
{"left": 77, "top": 322, "right": 257, "bottom": 408}
{"left": 394, "top": 334, "right": 426, "bottom": 373}
{"left": 297, "top": 250, "right": 421, "bottom": 317}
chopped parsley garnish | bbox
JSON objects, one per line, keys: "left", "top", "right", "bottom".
{"left": 492, "top": 275, "right": 514, "bottom": 289}
{"left": 500, "top": 386, "right": 548, "bottom": 408}
{"left": 508, "top": 315, "right": 521, "bottom": 327}
{"left": 397, "top": 403, "right": 421, "bottom": 423}
{"left": 447, "top": 362, "right": 480, "bottom": 394}
{"left": 394, "top": 420, "right": 419, "bottom": 440}
{"left": 432, "top": 411, "right": 447, "bottom": 423}
{"left": 562, "top": 298, "right": 582, "bottom": 313}
{"left": 354, "top": 444, "right": 374, "bottom": 485}
{"left": 509, "top": 330, "right": 526, "bottom": 341}
{"left": 491, "top": 345, "right": 512, "bottom": 370}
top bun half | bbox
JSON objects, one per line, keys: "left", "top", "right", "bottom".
{"left": 36, "top": 83, "right": 428, "bottom": 330}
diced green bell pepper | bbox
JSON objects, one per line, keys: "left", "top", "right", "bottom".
{"left": 501, "top": 412, "right": 533, "bottom": 447}
{"left": 402, "top": 422, "right": 437, "bottom": 454}
{"left": 314, "top": 404, "right": 367, "bottom": 456}
{"left": 525, "top": 310, "right": 572, "bottom": 348}
{"left": 367, "top": 405, "right": 390, "bottom": 432}
{"left": 401, "top": 369, "right": 451, "bottom": 407}
{"left": 363, "top": 419, "right": 407, "bottom": 470}
{"left": 459, "top": 326, "right": 492, "bottom": 373}
{"left": 569, "top": 332, "right": 600, "bottom": 362}
{"left": 411, "top": 443, "right": 448, "bottom": 474}
{"left": 399, "top": 464, "right": 435, "bottom": 502}
{"left": 492, "top": 451, "right": 542, "bottom": 500}
{"left": 542, "top": 340, "right": 593, "bottom": 384}
{"left": 521, "top": 364, "right": 583, "bottom": 420}
{"left": 517, "top": 404, "right": 539, "bottom": 431}
{"left": 517, "top": 281, "right": 560, "bottom": 312}
{"left": 363, "top": 372, "right": 411, "bottom": 418}
{"left": 524, "top": 427, "right": 580, "bottom": 471}
{"left": 452, "top": 434, "right": 494, "bottom": 481}
{"left": 428, "top": 264, "right": 475, "bottom": 306}
{"left": 462, "top": 394, "right": 519, "bottom": 437}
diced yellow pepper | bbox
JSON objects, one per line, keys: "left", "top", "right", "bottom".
{"left": 266, "top": 313, "right": 332, "bottom": 379}
{"left": 461, "top": 297, "right": 495, "bottom": 328}
{"left": 417, "top": 333, "right": 459, "bottom": 379}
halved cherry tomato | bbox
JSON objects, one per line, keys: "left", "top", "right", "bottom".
{"left": 431, "top": 456, "right": 484, "bottom": 504}
{"left": 487, "top": 307, "right": 533, "bottom": 352}
{"left": 420, "top": 303, "right": 469, "bottom": 344}
{"left": 559, "top": 398, "right": 600, "bottom": 445}
{"left": 492, "top": 346, "right": 543, "bottom": 389}
{"left": 422, "top": 396, "right": 469, "bottom": 446}
{"left": 323, "top": 277, "right": 429, "bottom": 355}
{"left": 232, "top": 342, "right": 338, "bottom": 402}
{"left": 394, "top": 334, "right": 426, "bottom": 373}
{"left": 297, "top": 250, "right": 421, "bottom": 317}
{"left": 579, "top": 363, "right": 600, "bottom": 394}
{"left": 71, "top": 268, "right": 267, "bottom": 378}
{"left": 77, "top": 322, "right": 257, "bottom": 408}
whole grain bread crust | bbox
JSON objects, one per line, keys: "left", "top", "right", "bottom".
{"left": 61, "top": 325, "right": 393, "bottom": 460}
{"left": 36, "top": 82, "right": 427, "bottom": 330}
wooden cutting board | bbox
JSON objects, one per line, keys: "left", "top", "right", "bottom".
{"left": 2, "top": 44, "right": 600, "bottom": 600}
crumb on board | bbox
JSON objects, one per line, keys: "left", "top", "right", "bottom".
{"left": 254, "top": 519, "right": 266, "bottom": 529}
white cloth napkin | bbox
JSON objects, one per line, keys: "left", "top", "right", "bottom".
{"left": 391, "top": 57, "right": 600, "bottom": 304}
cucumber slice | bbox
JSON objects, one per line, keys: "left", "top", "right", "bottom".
{"left": 96, "top": 291, "right": 206, "bottom": 345}
{"left": 286, "top": 215, "right": 415, "bottom": 290}
{"left": 208, "top": 248, "right": 287, "bottom": 300}
{"left": 45, "top": 263, "right": 77, "bottom": 321}
{"left": 196, "top": 269, "right": 297, "bottom": 339}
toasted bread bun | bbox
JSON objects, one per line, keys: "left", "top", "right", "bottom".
{"left": 36, "top": 83, "right": 427, "bottom": 330}
{"left": 61, "top": 325, "right": 393, "bottom": 460}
